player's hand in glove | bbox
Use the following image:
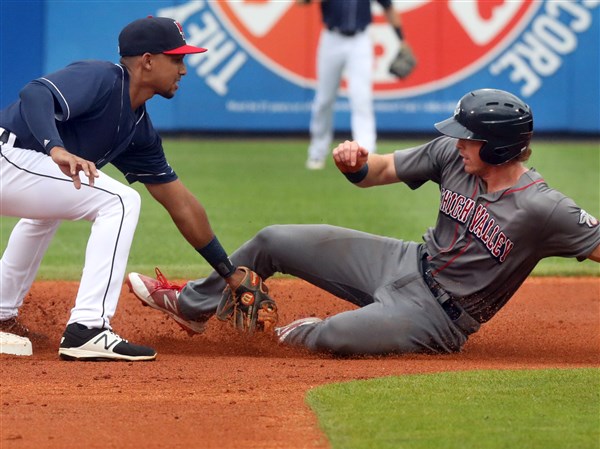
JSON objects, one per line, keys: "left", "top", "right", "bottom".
{"left": 216, "top": 267, "right": 278, "bottom": 334}
{"left": 389, "top": 43, "right": 417, "bottom": 79}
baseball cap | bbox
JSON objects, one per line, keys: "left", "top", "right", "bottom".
{"left": 118, "top": 16, "right": 207, "bottom": 56}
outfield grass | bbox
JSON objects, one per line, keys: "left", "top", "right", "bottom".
{"left": 0, "top": 138, "right": 598, "bottom": 279}
{"left": 306, "top": 368, "right": 600, "bottom": 449}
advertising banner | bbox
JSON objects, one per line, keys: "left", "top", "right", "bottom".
{"left": 5, "top": 0, "right": 600, "bottom": 133}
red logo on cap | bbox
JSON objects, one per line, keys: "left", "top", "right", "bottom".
{"left": 174, "top": 20, "right": 186, "bottom": 41}
{"left": 210, "top": 1, "right": 539, "bottom": 98}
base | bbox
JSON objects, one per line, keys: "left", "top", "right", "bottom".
{"left": 0, "top": 332, "right": 33, "bottom": 356}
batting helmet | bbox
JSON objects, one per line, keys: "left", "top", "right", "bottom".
{"left": 434, "top": 89, "right": 534, "bottom": 165}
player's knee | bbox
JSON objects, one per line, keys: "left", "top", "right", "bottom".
{"left": 120, "top": 187, "right": 141, "bottom": 219}
{"left": 103, "top": 186, "right": 141, "bottom": 221}
{"left": 252, "top": 225, "right": 287, "bottom": 249}
{"left": 121, "top": 186, "right": 141, "bottom": 209}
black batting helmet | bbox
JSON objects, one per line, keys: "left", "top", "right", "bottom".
{"left": 434, "top": 89, "right": 534, "bottom": 165}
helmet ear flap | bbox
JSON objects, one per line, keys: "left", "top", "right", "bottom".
{"left": 479, "top": 142, "right": 494, "bottom": 164}
{"left": 480, "top": 140, "right": 527, "bottom": 165}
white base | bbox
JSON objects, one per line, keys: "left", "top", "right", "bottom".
{"left": 0, "top": 332, "right": 33, "bottom": 356}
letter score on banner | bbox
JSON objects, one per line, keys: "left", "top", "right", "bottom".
{"left": 490, "top": 0, "right": 599, "bottom": 96}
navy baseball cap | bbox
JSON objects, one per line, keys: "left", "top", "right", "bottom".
{"left": 118, "top": 16, "right": 207, "bottom": 56}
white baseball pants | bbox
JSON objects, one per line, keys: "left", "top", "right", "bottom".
{"left": 0, "top": 133, "right": 140, "bottom": 329}
{"left": 308, "top": 28, "right": 376, "bottom": 161}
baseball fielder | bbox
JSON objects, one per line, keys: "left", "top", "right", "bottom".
{"left": 129, "top": 88, "right": 600, "bottom": 356}
{"left": 0, "top": 17, "right": 261, "bottom": 360}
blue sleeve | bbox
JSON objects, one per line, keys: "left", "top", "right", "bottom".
{"left": 35, "top": 61, "right": 116, "bottom": 121}
{"left": 18, "top": 82, "right": 65, "bottom": 153}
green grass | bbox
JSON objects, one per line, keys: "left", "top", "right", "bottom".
{"left": 1, "top": 138, "right": 598, "bottom": 279}
{"left": 306, "top": 368, "right": 600, "bottom": 449}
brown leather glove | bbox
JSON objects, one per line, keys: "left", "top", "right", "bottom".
{"left": 216, "top": 267, "right": 278, "bottom": 334}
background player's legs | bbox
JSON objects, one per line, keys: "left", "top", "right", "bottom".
{"left": 0, "top": 146, "right": 141, "bottom": 329}
{"left": 180, "top": 224, "right": 417, "bottom": 319}
{"left": 307, "top": 31, "right": 346, "bottom": 164}
{"left": 347, "top": 32, "right": 376, "bottom": 153}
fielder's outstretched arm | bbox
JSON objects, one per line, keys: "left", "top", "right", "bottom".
{"left": 146, "top": 180, "right": 214, "bottom": 249}
{"left": 144, "top": 180, "right": 246, "bottom": 287}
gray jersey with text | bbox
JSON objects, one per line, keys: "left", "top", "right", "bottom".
{"left": 395, "top": 136, "right": 600, "bottom": 322}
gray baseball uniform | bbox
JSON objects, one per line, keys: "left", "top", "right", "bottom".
{"left": 177, "top": 136, "right": 600, "bottom": 355}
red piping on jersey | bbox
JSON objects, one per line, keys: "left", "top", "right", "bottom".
{"left": 501, "top": 178, "right": 544, "bottom": 197}
{"left": 432, "top": 178, "right": 544, "bottom": 276}
{"left": 437, "top": 183, "right": 480, "bottom": 255}
{"left": 433, "top": 236, "right": 473, "bottom": 276}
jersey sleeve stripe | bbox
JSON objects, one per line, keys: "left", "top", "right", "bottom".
{"left": 39, "top": 77, "right": 71, "bottom": 121}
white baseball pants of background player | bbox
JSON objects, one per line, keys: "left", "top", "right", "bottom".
{"left": 0, "top": 134, "right": 140, "bottom": 330}
{"left": 307, "top": 28, "right": 376, "bottom": 162}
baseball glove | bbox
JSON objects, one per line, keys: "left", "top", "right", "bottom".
{"left": 389, "top": 43, "right": 417, "bottom": 79}
{"left": 216, "top": 267, "right": 278, "bottom": 334}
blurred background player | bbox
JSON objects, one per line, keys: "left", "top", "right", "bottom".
{"left": 298, "top": 0, "right": 412, "bottom": 170}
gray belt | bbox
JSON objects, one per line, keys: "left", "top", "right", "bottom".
{"left": 421, "top": 254, "right": 481, "bottom": 336}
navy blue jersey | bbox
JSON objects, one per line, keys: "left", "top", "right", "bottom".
{"left": 0, "top": 60, "right": 177, "bottom": 184}
{"left": 321, "top": 0, "right": 392, "bottom": 33}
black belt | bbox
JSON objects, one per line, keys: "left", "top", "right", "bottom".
{"left": 421, "top": 254, "right": 481, "bottom": 335}
{"left": 0, "top": 128, "right": 22, "bottom": 148}
{"left": 0, "top": 129, "right": 9, "bottom": 145}
{"left": 0, "top": 128, "right": 20, "bottom": 147}
{"left": 328, "top": 27, "right": 363, "bottom": 37}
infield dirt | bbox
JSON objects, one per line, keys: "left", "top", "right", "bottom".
{"left": 1, "top": 277, "right": 598, "bottom": 449}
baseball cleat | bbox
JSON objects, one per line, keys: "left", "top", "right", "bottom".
{"left": 305, "top": 158, "right": 326, "bottom": 170}
{"left": 126, "top": 268, "right": 206, "bottom": 335}
{"left": 58, "top": 323, "right": 156, "bottom": 361}
{"left": 275, "top": 317, "right": 322, "bottom": 343}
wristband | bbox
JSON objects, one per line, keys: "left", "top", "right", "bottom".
{"left": 343, "top": 163, "right": 369, "bottom": 184}
{"left": 196, "top": 236, "right": 237, "bottom": 278}
{"left": 394, "top": 26, "right": 404, "bottom": 41}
